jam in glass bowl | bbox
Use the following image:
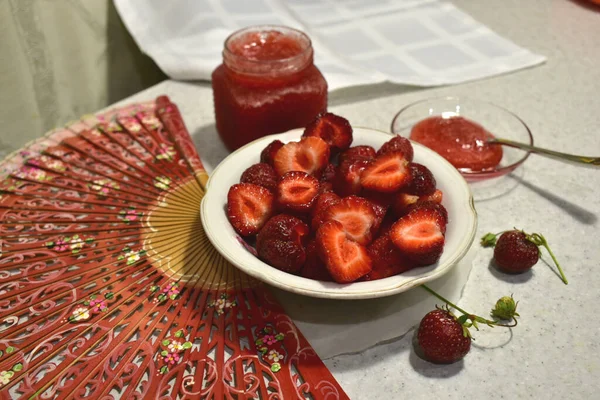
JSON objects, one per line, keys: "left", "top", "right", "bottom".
{"left": 391, "top": 97, "right": 533, "bottom": 181}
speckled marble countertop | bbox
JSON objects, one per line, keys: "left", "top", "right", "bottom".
{"left": 7, "top": 0, "right": 600, "bottom": 398}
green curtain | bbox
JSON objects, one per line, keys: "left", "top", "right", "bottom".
{"left": 0, "top": 0, "right": 166, "bottom": 158}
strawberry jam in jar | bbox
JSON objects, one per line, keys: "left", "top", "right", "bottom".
{"left": 212, "top": 26, "right": 328, "bottom": 151}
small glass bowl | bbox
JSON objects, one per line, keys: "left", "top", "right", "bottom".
{"left": 391, "top": 97, "right": 533, "bottom": 181}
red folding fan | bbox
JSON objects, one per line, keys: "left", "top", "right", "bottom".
{"left": 0, "top": 96, "right": 348, "bottom": 399}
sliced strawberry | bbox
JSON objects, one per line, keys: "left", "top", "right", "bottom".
{"left": 377, "top": 135, "right": 414, "bottom": 161}
{"left": 409, "top": 201, "right": 448, "bottom": 233}
{"left": 316, "top": 220, "right": 372, "bottom": 283}
{"left": 339, "top": 145, "right": 376, "bottom": 164}
{"left": 257, "top": 214, "right": 310, "bottom": 273}
{"left": 407, "top": 163, "right": 436, "bottom": 196}
{"left": 333, "top": 157, "right": 370, "bottom": 196}
{"left": 393, "top": 189, "right": 444, "bottom": 218}
{"left": 300, "top": 239, "right": 334, "bottom": 281}
{"left": 273, "top": 137, "right": 330, "bottom": 177}
{"left": 378, "top": 212, "right": 398, "bottom": 236}
{"left": 276, "top": 171, "right": 319, "bottom": 213}
{"left": 240, "top": 162, "right": 278, "bottom": 192}
{"left": 260, "top": 140, "right": 284, "bottom": 166}
{"left": 325, "top": 195, "right": 378, "bottom": 245}
{"left": 310, "top": 192, "right": 341, "bottom": 231}
{"left": 362, "top": 192, "right": 391, "bottom": 235}
{"left": 362, "top": 190, "right": 395, "bottom": 207}
{"left": 360, "top": 152, "right": 411, "bottom": 193}
{"left": 390, "top": 207, "right": 445, "bottom": 265}
{"left": 392, "top": 192, "right": 420, "bottom": 217}
{"left": 362, "top": 234, "right": 418, "bottom": 280}
{"left": 318, "top": 163, "right": 337, "bottom": 184}
{"left": 285, "top": 212, "right": 311, "bottom": 226}
{"left": 420, "top": 189, "right": 443, "bottom": 204}
{"left": 319, "top": 182, "right": 334, "bottom": 194}
{"left": 303, "top": 112, "right": 353, "bottom": 152}
{"left": 370, "top": 203, "right": 388, "bottom": 234}
{"left": 227, "top": 183, "right": 274, "bottom": 236}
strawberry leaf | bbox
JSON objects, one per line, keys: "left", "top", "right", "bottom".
{"left": 480, "top": 233, "right": 498, "bottom": 247}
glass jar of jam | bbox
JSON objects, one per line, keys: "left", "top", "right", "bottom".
{"left": 212, "top": 25, "right": 328, "bottom": 151}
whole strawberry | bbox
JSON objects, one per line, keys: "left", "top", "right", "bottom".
{"left": 481, "top": 229, "right": 568, "bottom": 284}
{"left": 494, "top": 230, "right": 539, "bottom": 273}
{"left": 417, "top": 285, "right": 520, "bottom": 365}
{"left": 417, "top": 308, "right": 471, "bottom": 364}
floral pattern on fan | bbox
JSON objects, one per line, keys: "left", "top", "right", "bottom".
{"left": 150, "top": 282, "right": 181, "bottom": 303}
{"left": 154, "top": 176, "right": 171, "bottom": 190}
{"left": 118, "top": 206, "right": 143, "bottom": 223}
{"left": 208, "top": 292, "right": 238, "bottom": 315}
{"left": 13, "top": 166, "right": 53, "bottom": 182}
{"left": 88, "top": 178, "right": 120, "bottom": 196}
{"left": 46, "top": 234, "right": 94, "bottom": 254}
{"left": 156, "top": 144, "right": 177, "bottom": 161}
{"left": 117, "top": 246, "right": 147, "bottom": 265}
{"left": 27, "top": 155, "right": 67, "bottom": 173}
{"left": 158, "top": 329, "right": 193, "bottom": 375}
{"left": 255, "top": 325, "right": 286, "bottom": 372}
{"left": 68, "top": 292, "right": 114, "bottom": 322}
{"left": 0, "top": 360, "right": 23, "bottom": 389}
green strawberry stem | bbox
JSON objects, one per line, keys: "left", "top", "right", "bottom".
{"left": 421, "top": 284, "right": 517, "bottom": 329}
{"left": 526, "top": 233, "right": 568, "bottom": 285}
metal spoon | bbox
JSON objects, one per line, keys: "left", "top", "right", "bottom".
{"left": 488, "top": 138, "right": 600, "bottom": 168}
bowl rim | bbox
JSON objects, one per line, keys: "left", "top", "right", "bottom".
{"left": 390, "top": 96, "right": 534, "bottom": 179}
{"left": 201, "top": 127, "right": 478, "bottom": 299}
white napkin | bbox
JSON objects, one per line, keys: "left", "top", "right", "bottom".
{"left": 114, "top": 0, "right": 545, "bottom": 90}
{"left": 271, "top": 246, "right": 476, "bottom": 359}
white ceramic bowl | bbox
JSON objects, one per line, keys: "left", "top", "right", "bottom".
{"left": 201, "top": 127, "right": 477, "bottom": 299}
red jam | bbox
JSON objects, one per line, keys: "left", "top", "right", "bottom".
{"left": 410, "top": 116, "right": 503, "bottom": 172}
{"left": 212, "top": 26, "right": 328, "bottom": 151}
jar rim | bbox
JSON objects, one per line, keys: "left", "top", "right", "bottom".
{"left": 223, "top": 25, "right": 313, "bottom": 73}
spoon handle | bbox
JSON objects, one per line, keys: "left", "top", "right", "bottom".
{"left": 489, "top": 138, "right": 600, "bottom": 169}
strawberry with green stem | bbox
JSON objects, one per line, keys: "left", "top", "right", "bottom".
{"left": 481, "top": 229, "right": 568, "bottom": 285}
{"left": 416, "top": 284, "right": 519, "bottom": 364}
{"left": 421, "top": 285, "right": 518, "bottom": 331}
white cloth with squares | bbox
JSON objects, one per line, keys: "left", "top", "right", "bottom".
{"left": 115, "top": 0, "right": 545, "bottom": 90}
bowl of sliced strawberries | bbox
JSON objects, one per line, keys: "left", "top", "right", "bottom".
{"left": 201, "top": 113, "right": 477, "bottom": 299}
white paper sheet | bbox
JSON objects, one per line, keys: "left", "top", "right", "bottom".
{"left": 272, "top": 247, "right": 476, "bottom": 359}
{"left": 114, "top": 0, "right": 545, "bottom": 90}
